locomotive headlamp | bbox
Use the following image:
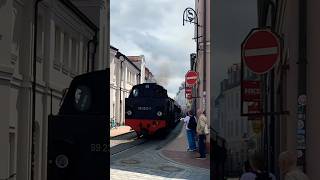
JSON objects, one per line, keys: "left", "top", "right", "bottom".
{"left": 126, "top": 110, "right": 132, "bottom": 116}
{"left": 157, "top": 111, "right": 163, "bottom": 116}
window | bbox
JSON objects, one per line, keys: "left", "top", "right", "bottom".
{"left": 63, "top": 32, "right": 69, "bottom": 68}
{"left": 236, "top": 92, "right": 239, "bottom": 108}
{"left": 236, "top": 120, "right": 239, "bottom": 136}
{"left": 241, "top": 119, "right": 244, "bottom": 134}
{"left": 54, "top": 27, "right": 61, "bottom": 62}
{"left": 83, "top": 46, "right": 87, "bottom": 72}
{"left": 71, "top": 38, "right": 77, "bottom": 72}
{"left": 74, "top": 85, "right": 92, "bottom": 112}
{"left": 37, "top": 15, "right": 43, "bottom": 58}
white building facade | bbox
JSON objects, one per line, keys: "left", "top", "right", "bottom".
{"left": 174, "top": 82, "right": 188, "bottom": 113}
{"left": 110, "top": 48, "right": 142, "bottom": 126}
{"left": 0, "top": 0, "right": 108, "bottom": 180}
{"left": 127, "top": 55, "right": 146, "bottom": 84}
{"left": 214, "top": 64, "right": 259, "bottom": 174}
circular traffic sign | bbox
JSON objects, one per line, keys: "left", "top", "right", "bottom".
{"left": 185, "top": 87, "right": 192, "bottom": 93}
{"left": 242, "top": 29, "right": 280, "bottom": 74}
{"left": 185, "top": 70, "right": 198, "bottom": 85}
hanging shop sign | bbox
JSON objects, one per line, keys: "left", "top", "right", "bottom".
{"left": 242, "top": 81, "right": 261, "bottom": 102}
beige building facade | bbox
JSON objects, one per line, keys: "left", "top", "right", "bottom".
{"left": 194, "top": 0, "right": 210, "bottom": 125}
{"left": 0, "top": 0, "right": 108, "bottom": 179}
{"left": 257, "top": 0, "right": 320, "bottom": 179}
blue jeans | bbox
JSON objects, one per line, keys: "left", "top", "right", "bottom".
{"left": 186, "top": 129, "right": 196, "bottom": 150}
{"left": 198, "top": 134, "right": 206, "bottom": 158}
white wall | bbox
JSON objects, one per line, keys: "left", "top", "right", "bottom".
{"left": 0, "top": 1, "right": 107, "bottom": 179}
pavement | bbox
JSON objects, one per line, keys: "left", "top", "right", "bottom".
{"left": 160, "top": 127, "right": 210, "bottom": 170}
{"left": 110, "top": 126, "right": 132, "bottom": 138}
{"left": 110, "top": 122, "right": 210, "bottom": 180}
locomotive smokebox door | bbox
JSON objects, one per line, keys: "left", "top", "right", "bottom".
{"left": 47, "top": 70, "right": 108, "bottom": 180}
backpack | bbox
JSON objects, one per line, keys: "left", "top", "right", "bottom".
{"left": 187, "top": 116, "right": 197, "bottom": 130}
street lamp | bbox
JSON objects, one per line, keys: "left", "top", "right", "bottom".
{"left": 183, "top": 8, "right": 201, "bottom": 114}
{"left": 183, "top": 7, "right": 201, "bottom": 54}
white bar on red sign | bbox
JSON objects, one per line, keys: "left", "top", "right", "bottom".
{"left": 186, "top": 76, "right": 197, "bottom": 80}
{"left": 245, "top": 47, "right": 278, "bottom": 57}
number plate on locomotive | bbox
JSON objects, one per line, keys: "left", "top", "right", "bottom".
{"left": 137, "top": 107, "right": 152, "bottom": 110}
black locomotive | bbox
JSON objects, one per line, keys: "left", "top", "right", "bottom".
{"left": 47, "top": 70, "right": 108, "bottom": 180}
{"left": 125, "top": 83, "right": 181, "bottom": 137}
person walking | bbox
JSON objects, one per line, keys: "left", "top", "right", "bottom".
{"left": 183, "top": 111, "right": 196, "bottom": 151}
{"left": 196, "top": 109, "right": 208, "bottom": 159}
{"left": 248, "top": 152, "right": 276, "bottom": 180}
{"left": 279, "top": 151, "right": 310, "bottom": 180}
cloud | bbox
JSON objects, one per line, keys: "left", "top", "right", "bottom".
{"left": 111, "top": 0, "right": 195, "bottom": 96}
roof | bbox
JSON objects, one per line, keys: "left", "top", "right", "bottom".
{"left": 127, "top": 56, "right": 143, "bottom": 62}
{"left": 110, "top": 45, "right": 118, "bottom": 51}
{"left": 116, "top": 52, "right": 141, "bottom": 72}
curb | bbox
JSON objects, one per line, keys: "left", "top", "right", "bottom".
{"left": 110, "top": 129, "right": 134, "bottom": 139}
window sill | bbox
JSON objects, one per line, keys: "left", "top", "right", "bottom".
{"left": 53, "top": 60, "right": 62, "bottom": 71}
{"left": 11, "top": 53, "right": 18, "bottom": 65}
{"left": 62, "top": 65, "right": 70, "bottom": 75}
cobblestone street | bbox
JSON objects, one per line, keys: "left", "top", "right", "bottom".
{"left": 110, "top": 122, "right": 210, "bottom": 180}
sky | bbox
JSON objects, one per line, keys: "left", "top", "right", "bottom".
{"left": 110, "top": 0, "right": 195, "bottom": 98}
{"left": 212, "top": 0, "right": 257, "bottom": 99}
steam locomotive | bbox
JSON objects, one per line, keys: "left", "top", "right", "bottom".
{"left": 48, "top": 70, "right": 108, "bottom": 180}
{"left": 125, "top": 83, "right": 181, "bottom": 137}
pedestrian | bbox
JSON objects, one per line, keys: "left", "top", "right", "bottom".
{"left": 249, "top": 152, "right": 276, "bottom": 180}
{"left": 183, "top": 111, "right": 196, "bottom": 151}
{"left": 239, "top": 161, "right": 256, "bottom": 180}
{"left": 196, "top": 109, "right": 208, "bottom": 159}
{"left": 279, "top": 151, "right": 310, "bottom": 180}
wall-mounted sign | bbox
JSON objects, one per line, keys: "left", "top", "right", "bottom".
{"left": 242, "top": 81, "right": 261, "bottom": 102}
{"left": 185, "top": 70, "right": 198, "bottom": 86}
{"left": 242, "top": 28, "right": 281, "bottom": 74}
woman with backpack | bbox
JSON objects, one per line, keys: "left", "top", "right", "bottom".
{"left": 184, "top": 111, "right": 197, "bottom": 151}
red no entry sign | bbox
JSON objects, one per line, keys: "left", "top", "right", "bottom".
{"left": 185, "top": 70, "right": 198, "bottom": 86}
{"left": 242, "top": 29, "right": 280, "bottom": 74}
{"left": 185, "top": 87, "right": 192, "bottom": 94}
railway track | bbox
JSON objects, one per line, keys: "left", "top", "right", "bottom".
{"left": 110, "top": 131, "right": 148, "bottom": 156}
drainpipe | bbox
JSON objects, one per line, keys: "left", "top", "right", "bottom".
{"left": 31, "top": 1, "right": 44, "bottom": 180}
{"left": 297, "top": 0, "right": 307, "bottom": 172}
{"left": 120, "top": 57, "right": 125, "bottom": 125}
{"left": 203, "top": 0, "right": 207, "bottom": 111}
{"left": 86, "top": 33, "right": 97, "bottom": 72}
{"left": 91, "top": 34, "right": 98, "bottom": 72}
{"left": 87, "top": 39, "right": 93, "bottom": 72}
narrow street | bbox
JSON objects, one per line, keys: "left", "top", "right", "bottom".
{"left": 110, "top": 121, "right": 210, "bottom": 180}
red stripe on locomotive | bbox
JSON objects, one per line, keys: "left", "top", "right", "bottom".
{"left": 125, "top": 119, "right": 167, "bottom": 135}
